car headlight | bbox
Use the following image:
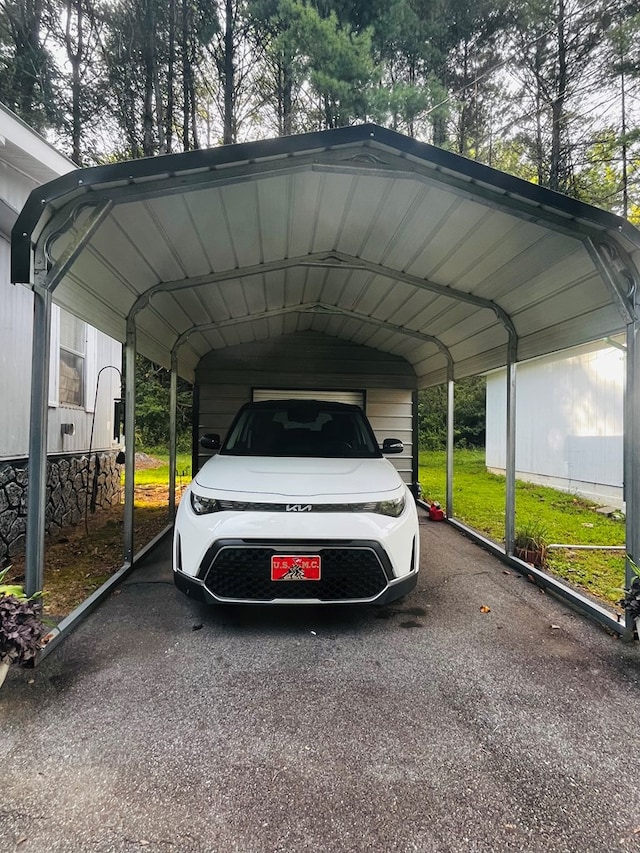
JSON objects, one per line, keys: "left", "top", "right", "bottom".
{"left": 352, "top": 494, "right": 406, "bottom": 517}
{"left": 190, "top": 492, "right": 221, "bottom": 515}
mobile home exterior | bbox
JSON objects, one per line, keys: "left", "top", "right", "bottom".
{"left": 0, "top": 105, "right": 123, "bottom": 561}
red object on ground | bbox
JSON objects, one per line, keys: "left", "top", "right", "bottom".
{"left": 428, "top": 503, "right": 445, "bottom": 521}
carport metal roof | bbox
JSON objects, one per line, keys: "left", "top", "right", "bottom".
{"left": 11, "top": 123, "right": 640, "bottom": 385}
{"left": 10, "top": 123, "right": 640, "bottom": 640}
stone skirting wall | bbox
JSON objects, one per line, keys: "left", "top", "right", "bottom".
{"left": 0, "top": 452, "right": 123, "bottom": 563}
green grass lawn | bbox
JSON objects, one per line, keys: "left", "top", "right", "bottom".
{"left": 419, "top": 449, "right": 627, "bottom": 606}
{"left": 134, "top": 452, "right": 192, "bottom": 488}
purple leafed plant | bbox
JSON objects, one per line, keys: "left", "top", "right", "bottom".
{"left": 0, "top": 594, "right": 47, "bottom": 666}
{"left": 619, "top": 576, "right": 640, "bottom": 621}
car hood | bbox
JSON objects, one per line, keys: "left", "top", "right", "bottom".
{"left": 193, "top": 455, "right": 403, "bottom": 498}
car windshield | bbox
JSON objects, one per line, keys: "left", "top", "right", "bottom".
{"left": 221, "top": 402, "right": 382, "bottom": 458}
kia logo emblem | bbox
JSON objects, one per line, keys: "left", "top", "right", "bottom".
{"left": 286, "top": 504, "right": 312, "bottom": 512}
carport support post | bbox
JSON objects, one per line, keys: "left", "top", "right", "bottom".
{"left": 446, "top": 366, "right": 454, "bottom": 518}
{"left": 625, "top": 313, "right": 640, "bottom": 635}
{"left": 25, "top": 282, "right": 52, "bottom": 598}
{"left": 504, "top": 343, "right": 517, "bottom": 556}
{"left": 123, "top": 320, "right": 136, "bottom": 565}
{"left": 169, "top": 351, "right": 178, "bottom": 519}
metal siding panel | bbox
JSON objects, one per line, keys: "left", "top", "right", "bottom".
{"left": 0, "top": 237, "right": 33, "bottom": 457}
{"left": 486, "top": 347, "right": 624, "bottom": 490}
{"left": 367, "top": 389, "right": 413, "bottom": 485}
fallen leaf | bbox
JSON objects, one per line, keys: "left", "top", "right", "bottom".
{"left": 551, "top": 624, "right": 561, "bottom": 630}
{"left": 191, "top": 624, "right": 203, "bottom": 632}
{"left": 502, "top": 570, "right": 510, "bottom": 575}
{"left": 480, "top": 605, "right": 491, "bottom": 613}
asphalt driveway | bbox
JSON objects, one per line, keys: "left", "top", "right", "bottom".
{"left": 1, "top": 512, "right": 639, "bottom": 853}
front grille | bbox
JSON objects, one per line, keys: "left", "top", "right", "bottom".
{"left": 204, "top": 545, "right": 389, "bottom": 601}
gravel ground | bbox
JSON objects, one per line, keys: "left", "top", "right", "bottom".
{"left": 1, "top": 512, "right": 639, "bottom": 853}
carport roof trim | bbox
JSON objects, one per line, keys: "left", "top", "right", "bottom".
{"left": 11, "top": 122, "right": 640, "bottom": 285}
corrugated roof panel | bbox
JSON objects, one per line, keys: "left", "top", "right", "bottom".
{"left": 513, "top": 277, "right": 612, "bottom": 334}
{"left": 439, "top": 311, "right": 501, "bottom": 348}
{"left": 144, "top": 194, "right": 211, "bottom": 278}
{"left": 183, "top": 186, "right": 237, "bottom": 271}
{"left": 219, "top": 182, "right": 262, "bottom": 268}
{"left": 79, "top": 217, "right": 159, "bottom": 292}
{"left": 449, "top": 324, "right": 510, "bottom": 363}
{"left": 497, "top": 246, "right": 595, "bottom": 310}
{"left": 151, "top": 291, "right": 194, "bottom": 334}
{"left": 241, "top": 277, "right": 268, "bottom": 315}
{"left": 107, "top": 203, "right": 185, "bottom": 282}
{"left": 173, "top": 288, "right": 213, "bottom": 326}
{"left": 310, "top": 172, "right": 360, "bottom": 254}
{"left": 287, "top": 170, "right": 325, "bottom": 257}
{"left": 357, "top": 178, "right": 425, "bottom": 263}
{"left": 403, "top": 205, "right": 467, "bottom": 278}
{"left": 255, "top": 174, "right": 293, "bottom": 263}
{"left": 335, "top": 174, "right": 397, "bottom": 257}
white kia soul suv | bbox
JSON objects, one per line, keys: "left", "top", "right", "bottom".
{"left": 173, "top": 399, "right": 419, "bottom": 604}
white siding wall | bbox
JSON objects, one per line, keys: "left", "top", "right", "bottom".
{"left": 1, "top": 114, "right": 123, "bottom": 461}
{"left": 486, "top": 343, "right": 625, "bottom": 506}
{"left": 0, "top": 235, "right": 34, "bottom": 457}
{"left": 196, "top": 333, "right": 416, "bottom": 484}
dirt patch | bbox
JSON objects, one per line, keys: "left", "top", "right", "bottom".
{"left": 9, "top": 483, "right": 177, "bottom": 622}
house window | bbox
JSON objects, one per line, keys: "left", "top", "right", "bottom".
{"left": 59, "top": 311, "right": 86, "bottom": 406}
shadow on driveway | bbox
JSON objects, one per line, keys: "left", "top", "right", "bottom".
{"left": 1, "top": 515, "right": 639, "bottom": 852}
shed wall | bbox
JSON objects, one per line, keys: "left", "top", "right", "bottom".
{"left": 486, "top": 342, "right": 625, "bottom": 506}
{"left": 195, "top": 333, "right": 416, "bottom": 484}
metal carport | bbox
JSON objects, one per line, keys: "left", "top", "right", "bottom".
{"left": 10, "top": 123, "right": 640, "bottom": 638}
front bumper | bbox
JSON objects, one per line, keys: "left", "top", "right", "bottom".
{"left": 173, "top": 549, "right": 418, "bottom": 605}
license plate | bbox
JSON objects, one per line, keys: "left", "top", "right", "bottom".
{"left": 271, "top": 555, "right": 321, "bottom": 581}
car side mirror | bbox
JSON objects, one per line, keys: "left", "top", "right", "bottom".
{"left": 200, "top": 433, "right": 221, "bottom": 450}
{"left": 382, "top": 438, "right": 403, "bottom": 454}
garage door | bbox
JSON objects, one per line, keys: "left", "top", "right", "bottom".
{"left": 252, "top": 389, "right": 365, "bottom": 407}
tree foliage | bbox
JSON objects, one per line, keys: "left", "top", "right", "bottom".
{"left": 1, "top": 0, "right": 638, "bottom": 216}
{"left": 418, "top": 376, "right": 486, "bottom": 450}
{"left": 134, "top": 355, "right": 193, "bottom": 451}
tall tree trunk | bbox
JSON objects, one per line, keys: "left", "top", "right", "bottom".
{"left": 182, "top": 0, "right": 190, "bottom": 150}
{"left": 65, "top": 0, "right": 83, "bottom": 165}
{"left": 142, "top": 0, "right": 156, "bottom": 156}
{"left": 223, "top": 0, "right": 235, "bottom": 144}
{"left": 166, "top": 0, "right": 176, "bottom": 153}
{"left": 549, "top": 0, "right": 567, "bottom": 192}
